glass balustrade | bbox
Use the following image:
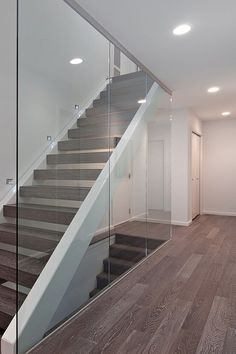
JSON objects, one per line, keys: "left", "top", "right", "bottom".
{"left": 0, "top": 0, "right": 172, "bottom": 353}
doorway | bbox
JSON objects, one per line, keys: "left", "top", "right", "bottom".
{"left": 192, "top": 132, "right": 201, "bottom": 219}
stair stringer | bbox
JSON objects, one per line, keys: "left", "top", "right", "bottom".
{"left": 1, "top": 82, "right": 159, "bottom": 354}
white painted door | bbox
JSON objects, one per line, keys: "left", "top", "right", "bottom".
{"left": 148, "top": 140, "right": 164, "bottom": 210}
{"left": 192, "top": 133, "right": 201, "bottom": 219}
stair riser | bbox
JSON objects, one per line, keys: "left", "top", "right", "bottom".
{"left": 100, "top": 85, "right": 147, "bottom": 99}
{"left": 86, "top": 104, "right": 138, "bottom": 117}
{"left": 68, "top": 125, "right": 127, "bottom": 139}
{"left": 93, "top": 96, "right": 142, "bottom": 108}
{"left": 77, "top": 113, "right": 133, "bottom": 127}
{"left": 103, "top": 260, "right": 131, "bottom": 276}
{"left": 47, "top": 152, "right": 110, "bottom": 165}
{"left": 94, "top": 88, "right": 148, "bottom": 106}
{"left": 34, "top": 169, "right": 101, "bottom": 181}
{"left": 115, "top": 234, "right": 164, "bottom": 250}
{"left": 0, "top": 265, "right": 37, "bottom": 288}
{"left": 58, "top": 137, "right": 119, "bottom": 152}
{"left": 96, "top": 276, "right": 110, "bottom": 289}
{"left": 0, "top": 231, "right": 58, "bottom": 252}
{"left": 112, "top": 71, "right": 146, "bottom": 82}
{"left": 0, "top": 311, "right": 14, "bottom": 331}
{"left": 20, "top": 187, "right": 90, "bottom": 201}
{"left": 109, "top": 247, "right": 145, "bottom": 262}
{"left": 109, "top": 76, "right": 147, "bottom": 90}
{"left": 3, "top": 206, "right": 75, "bottom": 225}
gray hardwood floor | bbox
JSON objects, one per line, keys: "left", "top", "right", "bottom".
{"left": 28, "top": 215, "right": 236, "bottom": 353}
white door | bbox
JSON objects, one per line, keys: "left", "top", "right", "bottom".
{"left": 192, "top": 133, "right": 201, "bottom": 219}
{"left": 148, "top": 140, "right": 164, "bottom": 210}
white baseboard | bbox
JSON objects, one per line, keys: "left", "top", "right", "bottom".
{"left": 132, "top": 216, "right": 171, "bottom": 225}
{"left": 132, "top": 214, "right": 192, "bottom": 227}
{"left": 171, "top": 220, "right": 192, "bottom": 227}
{"left": 202, "top": 210, "right": 236, "bottom": 217}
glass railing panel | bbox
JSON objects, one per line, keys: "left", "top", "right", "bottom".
{"left": 15, "top": 0, "right": 111, "bottom": 352}
{"left": 108, "top": 49, "right": 149, "bottom": 283}
{"left": 145, "top": 76, "right": 172, "bottom": 251}
{"left": 0, "top": 1, "right": 171, "bottom": 353}
{"left": 108, "top": 49, "right": 172, "bottom": 280}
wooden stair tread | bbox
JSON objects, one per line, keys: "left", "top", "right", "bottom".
{"left": 47, "top": 151, "right": 111, "bottom": 165}
{"left": 0, "top": 249, "right": 48, "bottom": 275}
{"left": 58, "top": 136, "right": 120, "bottom": 152}
{"left": 6, "top": 203, "right": 78, "bottom": 213}
{"left": 0, "top": 285, "right": 26, "bottom": 316}
{"left": 0, "top": 223, "right": 63, "bottom": 240}
{"left": 34, "top": 169, "right": 101, "bottom": 181}
{"left": 77, "top": 110, "right": 135, "bottom": 125}
{"left": 4, "top": 204, "right": 78, "bottom": 225}
{"left": 0, "top": 223, "right": 63, "bottom": 251}
{"left": 20, "top": 185, "right": 90, "bottom": 201}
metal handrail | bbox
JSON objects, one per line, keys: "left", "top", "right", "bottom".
{"left": 64, "top": 0, "right": 172, "bottom": 96}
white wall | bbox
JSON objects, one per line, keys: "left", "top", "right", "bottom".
{"left": 171, "top": 109, "right": 202, "bottom": 226}
{"left": 171, "top": 110, "right": 190, "bottom": 225}
{"left": 202, "top": 118, "right": 236, "bottom": 216}
{"left": 0, "top": 0, "right": 16, "bottom": 202}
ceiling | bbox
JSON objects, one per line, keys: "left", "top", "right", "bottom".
{"left": 75, "top": 0, "right": 236, "bottom": 121}
{"left": 20, "top": 0, "right": 109, "bottom": 95}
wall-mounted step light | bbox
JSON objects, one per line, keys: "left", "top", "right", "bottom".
{"left": 6, "top": 178, "right": 14, "bottom": 185}
{"left": 70, "top": 58, "right": 83, "bottom": 65}
{"left": 138, "top": 99, "right": 146, "bottom": 104}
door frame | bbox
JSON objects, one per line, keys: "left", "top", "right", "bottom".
{"left": 191, "top": 131, "right": 202, "bottom": 220}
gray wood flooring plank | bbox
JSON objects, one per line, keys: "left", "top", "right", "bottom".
{"left": 196, "top": 296, "right": 231, "bottom": 354}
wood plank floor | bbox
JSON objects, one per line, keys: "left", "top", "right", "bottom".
{"left": 27, "top": 215, "right": 236, "bottom": 354}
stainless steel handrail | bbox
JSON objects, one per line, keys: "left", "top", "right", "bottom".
{"left": 64, "top": 0, "right": 172, "bottom": 96}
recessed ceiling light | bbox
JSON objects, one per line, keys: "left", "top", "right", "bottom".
{"left": 173, "top": 24, "right": 191, "bottom": 36}
{"left": 138, "top": 99, "right": 146, "bottom": 104}
{"left": 207, "top": 87, "right": 220, "bottom": 93}
{"left": 70, "top": 58, "right": 83, "bottom": 65}
{"left": 222, "top": 111, "right": 231, "bottom": 116}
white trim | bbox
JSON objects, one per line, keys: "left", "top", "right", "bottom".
{"left": 171, "top": 220, "right": 192, "bottom": 226}
{"left": 132, "top": 216, "right": 171, "bottom": 225}
{"left": 202, "top": 210, "right": 236, "bottom": 217}
{"left": 131, "top": 213, "right": 190, "bottom": 227}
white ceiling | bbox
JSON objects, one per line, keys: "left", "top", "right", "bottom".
{"left": 20, "top": 0, "right": 109, "bottom": 98}
{"left": 75, "top": 0, "right": 236, "bottom": 120}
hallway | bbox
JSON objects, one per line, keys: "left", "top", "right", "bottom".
{"left": 28, "top": 215, "right": 236, "bottom": 354}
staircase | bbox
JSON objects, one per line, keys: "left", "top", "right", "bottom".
{"left": 0, "top": 71, "right": 150, "bottom": 333}
{"left": 90, "top": 233, "right": 165, "bottom": 298}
